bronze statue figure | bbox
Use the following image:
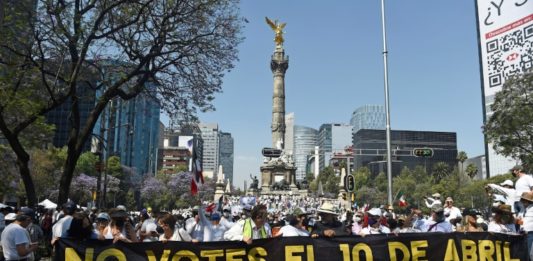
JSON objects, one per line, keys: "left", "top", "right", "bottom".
{"left": 265, "top": 17, "right": 286, "bottom": 47}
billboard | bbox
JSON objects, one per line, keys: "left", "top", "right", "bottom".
{"left": 476, "top": 0, "right": 533, "bottom": 176}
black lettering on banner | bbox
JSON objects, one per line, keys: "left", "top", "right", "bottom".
{"left": 55, "top": 232, "right": 526, "bottom": 261}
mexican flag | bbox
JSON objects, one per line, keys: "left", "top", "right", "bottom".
{"left": 395, "top": 191, "right": 408, "bottom": 207}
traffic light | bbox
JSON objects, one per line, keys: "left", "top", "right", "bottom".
{"left": 413, "top": 148, "right": 434, "bottom": 157}
{"left": 345, "top": 174, "right": 355, "bottom": 192}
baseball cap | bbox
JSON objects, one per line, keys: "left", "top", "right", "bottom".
{"left": 510, "top": 165, "right": 524, "bottom": 172}
{"left": 367, "top": 208, "right": 382, "bottom": 217}
{"left": 211, "top": 213, "right": 221, "bottom": 221}
{"left": 431, "top": 204, "right": 444, "bottom": 213}
{"left": 96, "top": 212, "right": 110, "bottom": 221}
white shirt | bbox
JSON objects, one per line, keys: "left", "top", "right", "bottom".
{"left": 52, "top": 215, "right": 73, "bottom": 239}
{"left": 515, "top": 174, "right": 533, "bottom": 194}
{"left": 487, "top": 184, "right": 517, "bottom": 211}
{"left": 360, "top": 225, "right": 391, "bottom": 235}
{"left": 158, "top": 228, "right": 192, "bottom": 242}
{"left": 422, "top": 220, "right": 453, "bottom": 233}
{"left": 444, "top": 206, "right": 462, "bottom": 222}
{"left": 487, "top": 221, "right": 517, "bottom": 234}
{"left": 278, "top": 225, "right": 309, "bottom": 237}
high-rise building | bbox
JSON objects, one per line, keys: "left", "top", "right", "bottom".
{"left": 46, "top": 83, "right": 96, "bottom": 152}
{"left": 475, "top": 1, "right": 532, "bottom": 177}
{"left": 350, "top": 105, "right": 386, "bottom": 135}
{"left": 317, "top": 123, "right": 352, "bottom": 171}
{"left": 95, "top": 91, "right": 160, "bottom": 177}
{"left": 199, "top": 123, "right": 219, "bottom": 179}
{"left": 285, "top": 112, "right": 294, "bottom": 154}
{"left": 293, "top": 125, "right": 318, "bottom": 181}
{"left": 219, "top": 131, "right": 234, "bottom": 185}
{"left": 353, "top": 129, "right": 457, "bottom": 177}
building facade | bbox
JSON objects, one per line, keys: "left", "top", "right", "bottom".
{"left": 219, "top": 131, "right": 234, "bottom": 185}
{"left": 293, "top": 125, "right": 318, "bottom": 181}
{"left": 199, "top": 123, "right": 219, "bottom": 179}
{"left": 284, "top": 112, "right": 294, "bottom": 154}
{"left": 350, "top": 105, "right": 386, "bottom": 135}
{"left": 317, "top": 123, "right": 353, "bottom": 172}
{"left": 353, "top": 129, "right": 458, "bottom": 177}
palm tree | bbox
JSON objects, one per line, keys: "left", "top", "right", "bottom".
{"left": 456, "top": 151, "right": 468, "bottom": 174}
{"left": 465, "top": 163, "right": 479, "bottom": 179}
{"left": 432, "top": 162, "right": 450, "bottom": 183}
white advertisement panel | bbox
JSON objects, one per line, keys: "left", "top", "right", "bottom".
{"left": 477, "top": 0, "right": 533, "bottom": 96}
{"left": 476, "top": 0, "right": 533, "bottom": 176}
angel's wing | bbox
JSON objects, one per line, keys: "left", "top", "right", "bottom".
{"left": 265, "top": 17, "right": 277, "bottom": 30}
{"left": 279, "top": 23, "right": 286, "bottom": 30}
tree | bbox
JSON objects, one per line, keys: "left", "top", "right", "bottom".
{"left": 456, "top": 151, "right": 467, "bottom": 174}
{"left": 465, "top": 163, "right": 479, "bottom": 179}
{"left": 431, "top": 162, "right": 450, "bottom": 183}
{"left": 0, "top": 0, "right": 244, "bottom": 205}
{"left": 484, "top": 72, "right": 533, "bottom": 170}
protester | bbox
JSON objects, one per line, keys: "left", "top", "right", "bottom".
{"left": 51, "top": 201, "right": 77, "bottom": 245}
{"left": 274, "top": 208, "right": 310, "bottom": 237}
{"left": 351, "top": 211, "right": 364, "bottom": 235}
{"left": 311, "top": 202, "right": 350, "bottom": 238}
{"left": 224, "top": 204, "right": 270, "bottom": 244}
{"left": 422, "top": 204, "right": 453, "bottom": 232}
{"left": 511, "top": 165, "right": 533, "bottom": 213}
{"left": 443, "top": 197, "right": 462, "bottom": 223}
{"left": 1, "top": 214, "right": 39, "bottom": 261}
{"left": 67, "top": 212, "right": 94, "bottom": 240}
{"left": 457, "top": 208, "right": 483, "bottom": 232}
{"left": 360, "top": 208, "right": 391, "bottom": 235}
{"left": 158, "top": 213, "right": 192, "bottom": 242}
{"left": 185, "top": 206, "right": 204, "bottom": 242}
{"left": 517, "top": 191, "right": 533, "bottom": 258}
{"left": 488, "top": 204, "right": 516, "bottom": 234}
{"left": 424, "top": 193, "right": 442, "bottom": 208}
{"left": 109, "top": 208, "right": 138, "bottom": 243}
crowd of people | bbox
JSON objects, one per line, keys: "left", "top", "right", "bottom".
{"left": 0, "top": 165, "right": 532, "bottom": 260}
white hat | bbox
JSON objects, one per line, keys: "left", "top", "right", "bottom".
{"left": 317, "top": 202, "right": 338, "bottom": 215}
{"left": 432, "top": 193, "right": 441, "bottom": 198}
{"left": 500, "top": 180, "right": 514, "bottom": 187}
{"left": 4, "top": 213, "right": 16, "bottom": 221}
{"left": 367, "top": 208, "right": 382, "bottom": 217}
{"left": 116, "top": 205, "right": 127, "bottom": 211}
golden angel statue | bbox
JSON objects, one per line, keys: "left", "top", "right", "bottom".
{"left": 265, "top": 17, "right": 286, "bottom": 47}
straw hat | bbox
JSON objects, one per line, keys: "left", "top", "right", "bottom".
{"left": 317, "top": 202, "right": 338, "bottom": 215}
{"left": 492, "top": 204, "right": 512, "bottom": 214}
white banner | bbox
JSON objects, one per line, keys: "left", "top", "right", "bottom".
{"left": 476, "top": 0, "right": 533, "bottom": 176}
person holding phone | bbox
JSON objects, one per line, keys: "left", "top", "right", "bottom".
{"left": 1, "top": 214, "right": 38, "bottom": 261}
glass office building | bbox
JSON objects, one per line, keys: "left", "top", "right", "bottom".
{"left": 350, "top": 105, "right": 386, "bottom": 135}
{"left": 293, "top": 125, "right": 318, "bottom": 181}
{"left": 219, "top": 131, "right": 234, "bottom": 185}
{"left": 353, "top": 129, "right": 457, "bottom": 177}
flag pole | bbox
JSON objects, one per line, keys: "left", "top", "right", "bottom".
{"left": 380, "top": 0, "right": 394, "bottom": 206}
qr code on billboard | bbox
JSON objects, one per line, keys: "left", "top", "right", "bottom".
{"left": 486, "top": 24, "right": 533, "bottom": 87}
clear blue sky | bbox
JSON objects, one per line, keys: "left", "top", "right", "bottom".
{"left": 166, "top": 1, "right": 485, "bottom": 189}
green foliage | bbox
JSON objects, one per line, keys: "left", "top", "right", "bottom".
{"left": 466, "top": 163, "right": 479, "bottom": 179}
{"left": 353, "top": 167, "right": 370, "bottom": 189}
{"left": 484, "top": 72, "right": 533, "bottom": 170}
{"left": 75, "top": 152, "right": 99, "bottom": 177}
{"left": 432, "top": 162, "right": 450, "bottom": 183}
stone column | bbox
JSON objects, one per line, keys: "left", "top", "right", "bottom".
{"left": 270, "top": 48, "right": 289, "bottom": 149}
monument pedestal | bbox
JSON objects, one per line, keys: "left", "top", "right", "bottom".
{"left": 214, "top": 182, "right": 225, "bottom": 202}
{"left": 260, "top": 158, "right": 301, "bottom": 196}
